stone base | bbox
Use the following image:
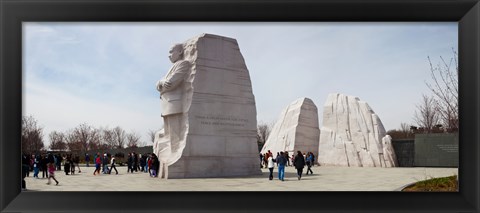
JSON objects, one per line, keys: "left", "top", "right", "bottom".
{"left": 168, "top": 156, "right": 262, "bottom": 178}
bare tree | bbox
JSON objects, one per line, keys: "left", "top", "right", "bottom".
{"left": 414, "top": 94, "right": 441, "bottom": 133}
{"left": 101, "top": 127, "right": 116, "bottom": 149}
{"left": 65, "top": 129, "right": 82, "bottom": 153}
{"left": 112, "top": 126, "right": 126, "bottom": 149}
{"left": 74, "top": 123, "right": 92, "bottom": 153}
{"left": 87, "top": 128, "right": 101, "bottom": 151}
{"left": 426, "top": 50, "right": 458, "bottom": 132}
{"left": 257, "top": 121, "right": 273, "bottom": 146}
{"left": 48, "top": 131, "right": 67, "bottom": 151}
{"left": 21, "top": 115, "right": 45, "bottom": 154}
{"left": 147, "top": 129, "right": 157, "bottom": 144}
{"left": 64, "top": 123, "right": 99, "bottom": 154}
{"left": 126, "top": 131, "right": 141, "bottom": 148}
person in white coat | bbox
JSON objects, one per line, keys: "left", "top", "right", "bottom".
{"left": 108, "top": 156, "right": 118, "bottom": 175}
{"left": 267, "top": 153, "right": 275, "bottom": 180}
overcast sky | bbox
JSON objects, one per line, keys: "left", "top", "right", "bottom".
{"left": 23, "top": 22, "right": 458, "bottom": 147}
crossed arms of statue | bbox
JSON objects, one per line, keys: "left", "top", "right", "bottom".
{"left": 156, "top": 60, "right": 191, "bottom": 94}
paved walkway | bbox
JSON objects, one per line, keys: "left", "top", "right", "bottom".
{"left": 24, "top": 165, "right": 458, "bottom": 191}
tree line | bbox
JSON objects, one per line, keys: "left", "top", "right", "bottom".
{"left": 22, "top": 115, "right": 155, "bottom": 155}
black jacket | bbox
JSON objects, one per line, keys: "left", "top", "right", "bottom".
{"left": 294, "top": 155, "right": 306, "bottom": 169}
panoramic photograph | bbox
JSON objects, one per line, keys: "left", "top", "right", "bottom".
{"left": 21, "top": 22, "right": 458, "bottom": 191}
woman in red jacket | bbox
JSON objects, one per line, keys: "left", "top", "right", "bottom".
{"left": 93, "top": 153, "right": 102, "bottom": 175}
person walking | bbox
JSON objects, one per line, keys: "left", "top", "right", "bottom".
{"left": 277, "top": 151, "right": 287, "bottom": 181}
{"left": 41, "top": 154, "right": 48, "bottom": 178}
{"left": 85, "top": 153, "right": 90, "bottom": 167}
{"left": 46, "top": 163, "right": 59, "bottom": 185}
{"left": 150, "top": 154, "right": 159, "bottom": 177}
{"left": 102, "top": 153, "right": 109, "bottom": 174}
{"left": 294, "top": 151, "right": 306, "bottom": 180}
{"left": 133, "top": 152, "right": 139, "bottom": 172}
{"left": 108, "top": 156, "right": 118, "bottom": 175}
{"left": 144, "top": 154, "right": 149, "bottom": 173}
{"left": 69, "top": 155, "right": 75, "bottom": 175}
{"left": 93, "top": 153, "right": 101, "bottom": 175}
{"left": 267, "top": 153, "right": 275, "bottom": 180}
{"left": 55, "top": 154, "right": 62, "bottom": 171}
{"left": 140, "top": 154, "right": 146, "bottom": 172}
{"left": 74, "top": 155, "right": 81, "bottom": 173}
{"left": 147, "top": 155, "right": 153, "bottom": 175}
{"left": 33, "top": 155, "right": 40, "bottom": 178}
{"left": 263, "top": 153, "right": 268, "bottom": 168}
{"left": 63, "top": 155, "right": 71, "bottom": 175}
{"left": 127, "top": 153, "right": 133, "bottom": 173}
{"left": 306, "top": 152, "right": 314, "bottom": 175}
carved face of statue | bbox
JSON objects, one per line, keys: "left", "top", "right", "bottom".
{"left": 168, "top": 45, "right": 183, "bottom": 63}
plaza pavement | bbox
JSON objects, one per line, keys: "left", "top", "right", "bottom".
{"left": 24, "top": 165, "right": 458, "bottom": 191}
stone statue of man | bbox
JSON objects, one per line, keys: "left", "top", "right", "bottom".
{"left": 156, "top": 43, "right": 191, "bottom": 115}
{"left": 154, "top": 43, "right": 191, "bottom": 178}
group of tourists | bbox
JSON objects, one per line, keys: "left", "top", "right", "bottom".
{"left": 91, "top": 152, "right": 161, "bottom": 178}
{"left": 21, "top": 151, "right": 166, "bottom": 189}
{"left": 63, "top": 154, "right": 82, "bottom": 175}
{"left": 92, "top": 152, "right": 123, "bottom": 175}
{"left": 260, "top": 150, "right": 316, "bottom": 181}
{"left": 21, "top": 153, "right": 60, "bottom": 188}
{"left": 21, "top": 148, "right": 317, "bottom": 190}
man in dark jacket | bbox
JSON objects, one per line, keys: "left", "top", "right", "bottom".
{"left": 277, "top": 151, "right": 287, "bottom": 181}
{"left": 102, "top": 153, "right": 109, "bottom": 174}
{"left": 133, "top": 152, "right": 139, "bottom": 172}
{"left": 140, "top": 155, "right": 146, "bottom": 172}
{"left": 294, "top": 151, "right": 306, "bottom": 180}
{"left": 85, "top": 154, "right": 90, "bottom": 167}
{"left": 127, "top": 153, "right": 133, "bottom": 173}
{"left": 55, "top": 154, "right": 62, "bottom": 171}
{"left": 41, "top": 154, "right": 49, "bottom": 178}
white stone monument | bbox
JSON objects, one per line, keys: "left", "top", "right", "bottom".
{"left": 381, "top": 135, "right": 398, "bottom": 167}
{"left": 261, "top": 97, "right": 320, "bottom": 159}
{"left": 154, "top": 33, "right": 261, "bottom": 178}
{"left": 318, "top": 93, "right": 396, "bottom": 167}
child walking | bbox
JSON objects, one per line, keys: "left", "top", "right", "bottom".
{"left": 47, "top": 163, "right": 59, "bottom": 185}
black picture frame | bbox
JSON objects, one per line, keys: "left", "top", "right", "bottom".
{"left": 1, "top": 0, "right": 479, "bottom": 212}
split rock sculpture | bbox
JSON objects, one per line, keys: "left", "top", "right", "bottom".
{"left": 318, "top": 93, "right": 396, "bottom": 167}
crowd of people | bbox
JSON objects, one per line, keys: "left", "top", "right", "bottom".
{"left": 259, "top": 150, "right": 316, "bottom": 181}
{"left": 21, "top": 151, "right": 166, "bottom": 190}
{"left": 21, "top": 152, "right": 61, "bottom": 188}
{"left": 21, "top": 149, "right": 316, "bottom": 190}
{"left": 90, "top": 152, "right": 161, "bottom": 178}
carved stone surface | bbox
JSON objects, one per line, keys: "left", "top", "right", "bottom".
{"left": 318, "top": 93, "right": 396, "bottom": 167}
{"left": 381, "top": 135, "right": 398, "bottom": 167}
{"left": 261, "top": 97, "right": 320, "bottom": 159}
{"left": 154, "top": 33, "right": 261, "bottom": 178}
